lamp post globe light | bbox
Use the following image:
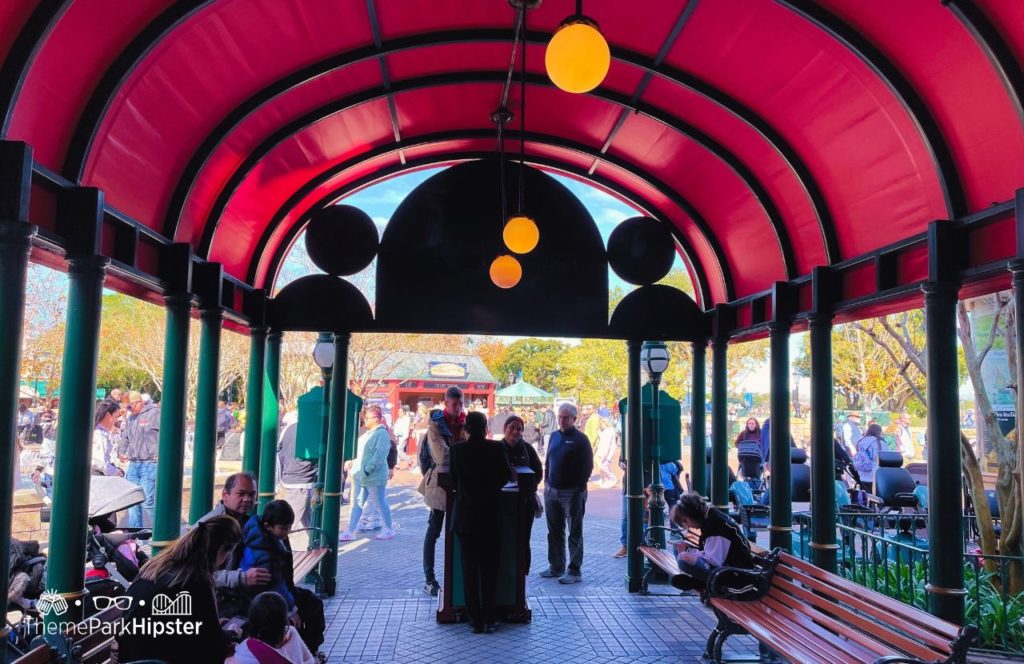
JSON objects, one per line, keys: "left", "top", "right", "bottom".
{"left": 309, "top": 332, "right": 335, "bottom": 540}
{"left": 641, "top": 341, "right": 670, "bottom": 550}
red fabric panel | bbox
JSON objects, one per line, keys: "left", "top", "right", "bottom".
{"left": 0, "top": 1, "right": 42, "bottom": 104}
{"left": 642, "top": 76, "right": 825, "bottom": 273}
{"left": 959, "top": 273, "right": 1010, "bottom": 302}
{"left": 6, "top": 0, "right": 172, "bottom": 170}
{"left": 212, "top": 98, "right": 394, "bottom": 277}
{"left": 819, "top": 0, "right": 1024, "bottom": 214}
{"left": 840, "top": 262, "right": 875, "bottom": 301}
{"left": 392, "top": 83, "right": 501, "bottom": 138}
{"left": 895, "top": 244, "right": 928, "bottom": 286}
{"left": 182, "top": 59, "right": 381, "bottom": 241}
{"left": 610, "top": 111, "right": 785, "bottom": 297}
{"left": 27, "top": 182, "right": 56, "bottom": 233}
{"left": 83, "top": 0, "right": 373, "bottom": 231}
{"left": 666, "top": 0, "right": 948, "bottom": 262}
{"left": 977, "top": 0, "right": 1024, "bottom": 68}
{"left": 967, "top": 215, "right": 1015, "bottom": 267}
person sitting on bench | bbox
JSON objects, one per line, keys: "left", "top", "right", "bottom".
{"left": 668, "top": 492, "right": 754, "bottom": 591}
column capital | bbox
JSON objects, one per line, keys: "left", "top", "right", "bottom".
{"left": 198, "top": 304, "right": 224, "bottom": 321}
{"left": 807, "top": 311, "right": 833, "bottom": 328}
{"left": 1009, "top": 259, "right": 1024, "bottom": 277}
{"left": 163, "top": 292, "right": 194, "bottom": 309}
{"left": 921, "top": 280, "right": 959, "bottom": 303}
{"left": 267, "top": 329, "right": 283, "bottom": 342}
{"left": 711, "top": 335, "right": 729, "bottom": 349}
{"left": 66, "top": 254, "right": 110, "bottom": 277}
{"left": 767, "top": 319, "right": 792, "bottom": 335}
{"left": 248, "top": 325, "right": 269, "bottom": 337}
{"left": 0, "top": 220, "right": 36, "bottom": 246}
{"left": 334, "top": 332, "right": 352, "bottom": 343}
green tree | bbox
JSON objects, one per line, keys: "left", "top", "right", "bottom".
{"left": 496, "top": 338, "right": 567, "bottom": 392}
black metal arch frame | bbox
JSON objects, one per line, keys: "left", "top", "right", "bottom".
{"left": 0, "top": 0, "right": 70, "bottom": 134}
{"left": 777, "top": 0, "right": 966, "bottom": 219}
{"left": 943, "top": 0, "right": 1024, "bottom": 129}
{"left": 244, "top": 127, "right": 737, "bottom": 301}
{"left": 257, "top": 150, "right": 716, "bottom": 310}
{"left": 195, "top": 70, "right": 796, "bottom": 279}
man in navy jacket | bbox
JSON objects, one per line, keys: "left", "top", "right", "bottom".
{"left": 541, "top": 403, "right": 594, "bottom": 584}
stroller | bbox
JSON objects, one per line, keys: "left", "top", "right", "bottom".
{"left": 84, "top": 476, "right": 152, "bottom": 615}
{"left": 736, "top": 441, "right": 766, "bottom": 496}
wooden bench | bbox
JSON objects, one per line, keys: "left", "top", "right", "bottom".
{"left": 707, "top": 551, "right": 976, "bottom": 663}
{"left": 11, "top": 643, "right": 58, "bottom": 664}
{"left": 21, "top": 605, "right": 125, "bottom": 664}
{"left": 292, "top": 547, "right": 330, "bottom": 586}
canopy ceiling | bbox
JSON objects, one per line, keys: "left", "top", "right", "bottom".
{"left": 2, "top": 0, "right": 1022, "bottom": 309}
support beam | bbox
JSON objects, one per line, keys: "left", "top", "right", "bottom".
{"left": 625, "top": 339, "right": 644, "bottom": 592}
{"left": 46, "top": 187, "right": 106, "bottom": 627}
{"left": 710, "top": 338, "right": 729, "bottom": 509}
{"left": 808, "top": 311, "right": 836, "bottom": 572}
{"left": 259, "top": 331, "right": 282, "bottom": 512}
{"left": 923, "top": 281, "right": 966, "bottom": 622}
{"left": 320, "top": 333, "right": 350, "bottom": 596}
{"left": 0, "top": 142, "right": 36, "bottom": 617}
{"left": 188, "top": 305, "right": 222, "bottom": 523}
{"left": 151, "top": 293, "right": 192, "bottom": 555}
{"left": 689, "top": 340, "right": 707, "bottom": 497}
{"left": 243, "top": 327, "right": 267, "bottom": 476}
{"left": 768, "top": 320, "right": 792, "bottom": 551}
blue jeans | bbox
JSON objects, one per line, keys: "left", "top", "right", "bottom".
{"left": 125, "top": 461, "right": 157, "bottom": 528}
{"left": 346, "top": 480, "right": 392, "bottom": 532}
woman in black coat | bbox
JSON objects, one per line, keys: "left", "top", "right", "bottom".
{"left": 500, "top": 415, "right": 543, "bottom": 571}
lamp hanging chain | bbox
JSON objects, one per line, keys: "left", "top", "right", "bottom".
{"left": 577, "top": 0, "right": 584, "bottom": 18}
{"left": 498, "top": 116, "right": 507, "bottom": 232}
{"left": 518, "top": 1, "right": 527, "bottom": 215}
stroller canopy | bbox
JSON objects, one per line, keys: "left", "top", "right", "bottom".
{"left": 89, "top": 476, "right": 146, "bottom": 518}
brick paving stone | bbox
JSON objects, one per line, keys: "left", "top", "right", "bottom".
{"left": 321, "top": 484, "right": 758, "bottom": 663}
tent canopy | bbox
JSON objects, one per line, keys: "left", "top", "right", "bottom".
{"left": 496, "top": 380, "right": 554, "bottom": 404}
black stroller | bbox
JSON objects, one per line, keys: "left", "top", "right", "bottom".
{"left": 736, "top": 440, "right": 766, "bottom": 496}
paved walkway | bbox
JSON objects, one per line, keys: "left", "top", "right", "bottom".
{"left": 322, "top": 482, "right": 757, "bottom": 663}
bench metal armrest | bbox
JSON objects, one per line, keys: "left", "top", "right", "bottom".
{"left": 641, "top": 525, "right": 686, "bottom": 548}
{"left": 288, "top": 526, "right": 327, "bottom": 549}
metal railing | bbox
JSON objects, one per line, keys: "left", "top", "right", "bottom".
{"left": 791, "top": 512, "right": 1024, "bottom": 654}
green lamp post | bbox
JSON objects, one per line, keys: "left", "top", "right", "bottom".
{"left": 640, "top": 341, "right": 670, "bottom": 550}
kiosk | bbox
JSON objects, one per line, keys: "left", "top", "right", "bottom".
{"left": 436, "top": 465, "right": 536, "bottom": 624}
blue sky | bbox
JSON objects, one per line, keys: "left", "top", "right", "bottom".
{"left": 275, "top": 167, "right": 692, "bottom": 301}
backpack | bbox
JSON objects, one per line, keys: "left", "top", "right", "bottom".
{"left": 417, "top": 433, "right": 434, "bottom": 475}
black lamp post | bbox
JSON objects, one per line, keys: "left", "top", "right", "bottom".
{"left": 309, "top": 332, "right": 334, "bottom": 544}
{"left": 641, "top": 340, "right": 670, "bottom": 549}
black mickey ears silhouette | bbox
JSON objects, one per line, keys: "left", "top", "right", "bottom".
{"left": 304, "top": 204, "right": 379, "bottom": 276}
{"left": 607, "top": 216, "right": 675, "bottom": 286}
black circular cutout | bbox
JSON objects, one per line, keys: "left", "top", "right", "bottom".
{"left": 607, "top": 216, "right": 675, "bottom": 285}
{"left": 304, "top": 205, "right": 379, "bottom": 276}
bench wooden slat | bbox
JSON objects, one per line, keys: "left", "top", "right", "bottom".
{"left": 638, "top": 546, "right": 681, "bottom": 576}
{"left": 774, "top": 562, "right": 953, "bottom": 655}
{"left": 778, "top": 552, "right": 959, "bottom": 640}
{"left": 734, "top": 599, "right": 863, "bottom": 664}
{"left": 713, "top": 599, "right": 839, "bottom": 664}
{"left": 760, "top": 593, "right": 891, "bottom": 663}
{"left": 771, "top": 574, "right": 945, "bottom": 662}
{"left": 12, "top": 644, "right": 55, "bottom": 664}
{"left": 293, "top": 547, "right": 329, "bottom": 583}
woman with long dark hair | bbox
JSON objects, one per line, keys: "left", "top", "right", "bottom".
{"left": 116, "top": 515, "right": 242, "bottom": 664}
{"left": 853, "top": 423, "right": 885, "bottom": 493}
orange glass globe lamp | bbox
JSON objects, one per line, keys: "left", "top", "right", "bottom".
{"left": 503, "top": 215, "right": 540, "bottom": 254}
{"left": 545, "top": 16, "right": 610, "bottom": 94}
{"left": 489, "top": 254, "right": 523, "bottom": 289}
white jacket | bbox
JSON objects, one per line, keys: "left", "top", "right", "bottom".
{"left": 227, "top": 627, "right": 315, "bottom": 664}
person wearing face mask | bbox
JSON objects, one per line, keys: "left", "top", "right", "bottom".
{"left": 500, "top": 415, "right": 543, "bottom": 572}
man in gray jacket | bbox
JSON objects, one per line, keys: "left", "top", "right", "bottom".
{"left": 279, "top": 415, "right": 317, "bottom": 549}
{"left": 117, "top": 391, "right": 160, "bottom": 528}
{"left": 199, "top": 472, "right": 271, "bottom": 593}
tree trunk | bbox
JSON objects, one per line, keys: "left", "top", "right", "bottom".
{"left": 962, "top": 432, "right": 998, "bottom": 573}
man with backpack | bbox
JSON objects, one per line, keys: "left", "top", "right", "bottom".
{"left": 417, "top": 387, "right": 468, "bottom": 596}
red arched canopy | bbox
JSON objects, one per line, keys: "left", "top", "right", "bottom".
{"left": 3, "top": 0, "right": 1022, "bottom": 307}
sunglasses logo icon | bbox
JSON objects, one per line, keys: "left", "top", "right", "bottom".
{"left": 91, "top": 596, "right": 133, "bottom": 611}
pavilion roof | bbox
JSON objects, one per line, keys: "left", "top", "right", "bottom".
{"left": 1, "top": 0, "right": 1022, "bottom": 311}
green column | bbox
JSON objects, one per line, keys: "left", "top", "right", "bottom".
{"left": 152, "top": 294, "right": 192, "bottom": 555}
{"left": 923, "top": 282, "right": 965, "bottom": 622}
{"left": 625, "top": 339, "right": 645, "bottom": 592}
{"left": 188, "top": 306, "right": 222, "bottom": 523}
{"left": 243, "top": 327, "right": 267, "bottom": 476}
{"left": 258, "top": 331, "right": 282, "bottom": 512}
{"left": 809, "top": 313, "right": 837, "bottom": 572}
{"left": 310, "top": 358, "right": 332, "bottom": 542}
{"left": 46, "top": 255, "right": 108, "bottom": 625}
{"left": 320, "top": 333, "right": 349, "bottom": 596}
{"left": 0, "top": 221, "right": 36, "bottom": 618}
{"left": 769, "top": 321, "right": 792, "bottom": 551}
{"left": 689, "top": 340, "right": 707, "bottom": 497}
{"left": 710, "top": 338, "right": 729, "bottom": 509}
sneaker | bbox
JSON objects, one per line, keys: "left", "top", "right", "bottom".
{"left": 355, "top": 518, "right": 371, "bottom": 532}
{"left": 539, "top": 568, "right": 564, "bottom": 578}
{"left": 339, "top": 531, "right": 356, "bottom": 542}
{"left": 558, "top": 573, "right": 581, "bottom": 584}
{"left": 423, "top": 580, "right": 440, "bottom": 596}
{"left": 613, "top": 546, "right": 627, "bottom": 559}
{"left": 375, "top": 527, "right": 396, "bottom": 540}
